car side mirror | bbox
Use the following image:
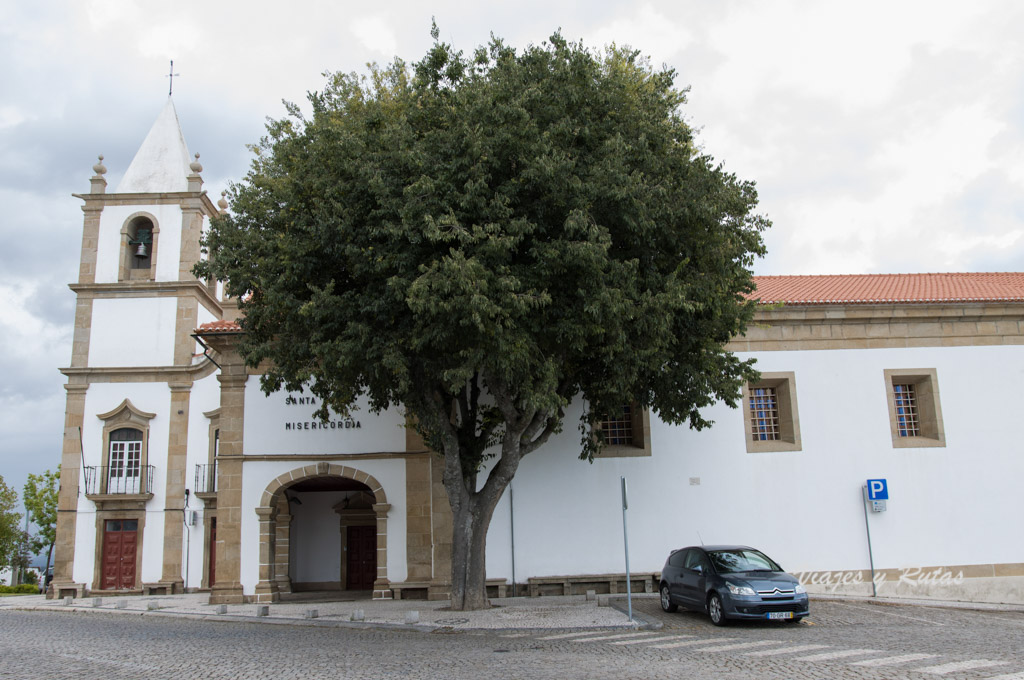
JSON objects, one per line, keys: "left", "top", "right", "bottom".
{"left": 693, "top": 565, "right": 703, "bottom": 574}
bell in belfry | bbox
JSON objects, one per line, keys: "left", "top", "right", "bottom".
{"left": 135, "top": 242, "right": 149, "bottom": 258}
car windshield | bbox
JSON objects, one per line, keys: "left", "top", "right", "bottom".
{"left": 706, "top": 549, "right": 782, "bottom": 574}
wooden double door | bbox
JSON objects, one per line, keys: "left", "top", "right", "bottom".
{"left": 101, "top": 519, "right": 138, "bottom": 590}
{"left": 346, "top": 525, "right": 376, "bottom": 590}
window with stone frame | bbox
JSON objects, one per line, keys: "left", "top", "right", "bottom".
{"left": 884, "top": 368, "right": 945, "bottom": 448}
{"left": 595, "top": 403, "right": 652, "bottom": 458}
{"left": 743, "top": 372, "right": 802, "bottom": 453}
{"left": 107, "top": 428, "right": 143, "bottom": 494}
{"left": 120, "top": 214, "right": 158, "bottom": 281}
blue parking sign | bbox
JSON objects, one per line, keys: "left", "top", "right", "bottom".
{"left": 867, "top": 479, "right": 888, "bottom": 500}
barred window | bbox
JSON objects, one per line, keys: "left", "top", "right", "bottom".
{"left": 601, "top": 405, "right": 635, "bottom": 446}
{"left": 893, "top": 383, "right": 919, "bottom": 437}
{"left": 749, "top": 387, "right": 780, "bottom": 441}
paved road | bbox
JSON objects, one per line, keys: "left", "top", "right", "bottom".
{"left": 2, "top": 599, "right": 1023, "bottom": 679}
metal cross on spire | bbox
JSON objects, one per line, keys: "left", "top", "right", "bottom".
{"left": 166, "top": 60, "right": 180, "bottom": 96}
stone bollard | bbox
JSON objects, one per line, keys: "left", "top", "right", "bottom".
{"left": 147, "top": 601, "right": 161, "bottom": 611}
{"left": 63, "top": 596, "right": 73, "bottom": 606}
{"left": 586, "top": 590, "right": 596, "bottom": 601}
{"left": 404, "top": 610, "right": 420, "bottom": 625}
{"left": 116, "top": 600, "right": 128, "bottom": 609}
{"left": 597, "top": 595, "right": 610, "bottom": 607}
{"left": 304, "top": 609, "right": 319, "bottom": 619}
{"left": 350, "top": 609, "right": 365, "bottom": 622}
{"left": 215, "top": 604, "right": 227, "bottom": 615}
{"left": 92, "top": 597, "right": 103, "bottom": 607}
{"left": 256, "top": 605, "right": 269, "bottom": 617}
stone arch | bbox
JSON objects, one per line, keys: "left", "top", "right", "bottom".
{"left": 118, "top": 211, "right": 161, "bottom": 281}
{"left": 253, "top": 462, "right": 392, "bottom": 602}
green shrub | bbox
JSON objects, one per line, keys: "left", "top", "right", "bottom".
{"left": 0, "top": 584, "right": 40, "bottom": 594}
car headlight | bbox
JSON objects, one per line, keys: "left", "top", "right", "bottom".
{"left": 794, "top": 583, "right": 806, "bottom": 594}
{"left": 725, "top": 581, "right": 756, "bottom": 596}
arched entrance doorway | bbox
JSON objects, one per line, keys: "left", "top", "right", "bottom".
{"left": 254, "top": 463, "right": 391, "bottom": 602}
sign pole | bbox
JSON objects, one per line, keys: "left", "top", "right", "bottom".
{"left": 861, "top": 485, "right": 877, "bottom": 597}
{"left": 622, "top": 475, "right": 630, "bottom": 622}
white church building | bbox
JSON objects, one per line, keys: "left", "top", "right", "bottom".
{"left": 51, "top": 98, "right": 1024, "bottom": 605}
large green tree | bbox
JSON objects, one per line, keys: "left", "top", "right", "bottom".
{"left": 198, "top": 30, "right": 767, "bottom": 610}
{"left": 0, "top": 476, "right": 22, "bottom": 572}
{"left": 23, "top": 468, "right": 59, "bottom": 588}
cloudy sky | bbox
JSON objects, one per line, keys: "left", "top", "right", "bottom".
{"left": 2, "top": 0, "right": 1023, "bottom": 526}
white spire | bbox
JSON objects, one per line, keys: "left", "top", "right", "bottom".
{"left": 116, "top": 98, "right": 193, "bottom": 193}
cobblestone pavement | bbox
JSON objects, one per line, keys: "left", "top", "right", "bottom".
{"left": 1, "top": 598, "right": 1023, "bottom": 679}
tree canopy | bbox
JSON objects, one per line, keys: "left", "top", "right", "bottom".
{"left": 198, "top": 30, "right": 768, "bottom": 609}
{"left": 23, "top": 468, "right": 59, "bottom": 585}
{"left": 0, "top": 475, "right": 22, "bottom": 570}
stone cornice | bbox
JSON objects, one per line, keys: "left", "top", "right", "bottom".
{"left": 60, "top": 359, "right": 219, "bottom": 384}
{"left": 729, "top": 302, "right": 1024, "bottom": 352}
{"left": 73, "top": 190, "right": 219, "bottom": 216}
{"left": 69, "top": 280, "right": 222, "bottom": 316}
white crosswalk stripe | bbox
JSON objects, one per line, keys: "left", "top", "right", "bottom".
{"left": 978, "top": 673, "right": 1024, "bottom": 680}
{"left": 537, "top": 631, "right": 619, "bottom": 640}
{"left": 794, "top": 649, "right": 882, "bottom": 662}
{"left": 692, "top": 641, "right": 784, "bottom": 653}
{"left": 571, "top": 632, "right": 656, "bottom": 643}
{"left": 744, "top": 644, "right": 831, "bottom": 657}
{"left": 610, "top": 635, "right": 687, "bottom": 646}
{"left": 850, "top": 653, "right": 939, "bottom": 667}
{"left": 915, "top": 659, "right": 1011, "bottom": 675}
{"left": 648, "top": 638, "right": 740, "bottom": 650}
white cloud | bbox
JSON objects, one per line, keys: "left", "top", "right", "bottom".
{"left": 350, "top": 15, "right": 399, "bottom": 58}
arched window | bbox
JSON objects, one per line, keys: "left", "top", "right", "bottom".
{"left": 121, "top": 215, "right": 158, "bottom": 280}
{"left": 108, "top": 428, "right": 143, "bottom": 493}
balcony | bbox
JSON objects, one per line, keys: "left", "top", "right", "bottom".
{"left": 194, "top": 461, "right": 218, "bottom": 502}
{"left": 84, "top": 465, "right": 155, "bottom": 508}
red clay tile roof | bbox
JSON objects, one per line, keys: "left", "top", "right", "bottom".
{"left": 751, "top": 273, "right": 1024, "bottom": 305}
{"left": 195, "top": 319, "right": 242, "bottom": 333}
{"left": 194, "top": 273, "right": 1024, "bottom": 333}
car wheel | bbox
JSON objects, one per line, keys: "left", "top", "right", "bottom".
{"left": 660, "top": 584, "right": 678, "bottom": 613}
{"left": 708, "top": 593, "right": 728, "bottom": 626}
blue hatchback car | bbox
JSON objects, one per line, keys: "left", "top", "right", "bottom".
{"left": 660, "top": 545, "right": 809, "bottom": 625}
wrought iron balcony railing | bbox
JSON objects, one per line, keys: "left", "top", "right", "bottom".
{"left": 84, "top": 465, "right": 155, "bottom": 496}
{"left": 194, "top": 461, "right": 218, "bottom": 495}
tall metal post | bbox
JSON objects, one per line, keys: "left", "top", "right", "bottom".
{"left": 621, "top": 477, "right": 633, "bottom": 622}
{"left": 861, "top": 485, "right": 877, "bottom": 597}
{"left": 509, "top": 484, "right": 516, "bottom": 597}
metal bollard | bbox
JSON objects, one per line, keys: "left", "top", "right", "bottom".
{"left": 350, "top": 609, "right": 364, "bottom": 622}
{"left": 256, "top": 605, "right": 269, "bottom": 617}
{"left": 404, "top": 610, "right": 420, "bottom": 625}
{"left": 215, "top": 604, "right": 227, "bottom": 615}
{"left": 304, "top": 609, "right": 319, "bottom": 619}
{"left": 116, "top": 599, "right": 128, "bottom": 609}
{"left": 92, "top": 597, "right": 103, "bottom": 607}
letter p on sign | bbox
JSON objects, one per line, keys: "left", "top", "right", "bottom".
{"left": 867, "top": 479, "right": 888, "bottom": 500}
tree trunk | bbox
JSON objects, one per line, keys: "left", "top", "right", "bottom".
{"left": 445, "top": 467, "right": 511, "bottom": 611}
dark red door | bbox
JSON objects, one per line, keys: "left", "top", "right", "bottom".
{"left": 101, "top": 519, "right": 138, "bottom": 590}
{"left": 208, "top": 518, "right": 217, "bottom": 586}
{"left": 346, "top": 525, "right": 377, "bottom": 590}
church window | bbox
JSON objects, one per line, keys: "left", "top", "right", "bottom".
{"left": 884, "top": 369, "right": 945, "bottom": 448}
{"left": 108, "top": 428, "right": 143, "bottom": 494}
{"left": 743, "top": 372, "right": 801, "bottom": 453}
{"left": 595, "top": 403, "right": 652, "bottom": 458}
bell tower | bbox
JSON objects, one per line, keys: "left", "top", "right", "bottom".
{"left": 51, "top": 96, "right": 224, "bottom": 597}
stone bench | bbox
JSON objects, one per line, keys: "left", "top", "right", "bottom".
{"left": 526, "top": 573, "right": 659, "bottom": 598}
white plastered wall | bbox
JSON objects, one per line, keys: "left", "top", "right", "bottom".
{"left": 88, "top": 297, "right": 178, "bottom": 366}
{"left": 242, "top": 386, "right": 406, "bottom": 456}
{"left": 482, "top": 345, "right": 1024, "bottom": 597}
{"left": 94, "top": 204, "right": 184, "bottom": 284}
{"left": 73, "top": 382, "right": 172, "bottom": 587}
{"left": 180, "top": 373, "right": 221, "bottom": 589}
